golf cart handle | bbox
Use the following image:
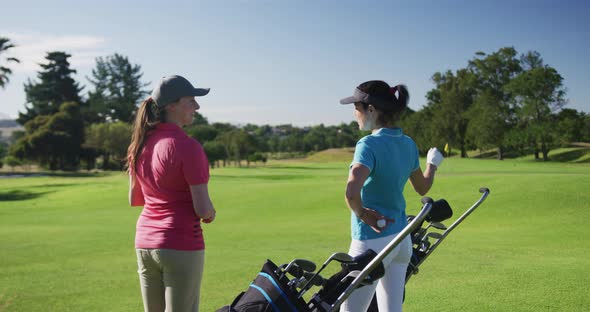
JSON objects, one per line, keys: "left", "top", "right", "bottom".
{"left": 442, "top": 187, "right": 490, "bottom": 235}
{"left": 330, "top": 199, "right": 434, "bottom": 311}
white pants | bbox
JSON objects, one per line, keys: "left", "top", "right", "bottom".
{"left": 340, "top": 235, "right": 412, "bottom": 312}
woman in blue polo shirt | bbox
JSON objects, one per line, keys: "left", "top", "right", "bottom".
{"left": 339, "top": 80, "right": 444, "bottom": 312}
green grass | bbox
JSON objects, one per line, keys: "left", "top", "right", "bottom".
{"left": 1, "top": 158, "right": 589, "bottom": 311}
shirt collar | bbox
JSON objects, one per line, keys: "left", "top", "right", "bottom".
{"left": 156, "top": 122, "right": 184, "bottom": 132}
{"left": 373, "top": 127, "right": 403, "bottom": 137}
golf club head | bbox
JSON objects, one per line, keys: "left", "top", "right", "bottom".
{"left": 293, "top": 259, "right": 317, "bottom": 273}
{"left": 285, "top": 263, "right": 305, "bottom": 279}
{"left": 327, "top": 252, "right": 355, "bottom": 264}
{"left": 426, "top": 232, "right": 444, "bottom": 240}
{"left": 430, "top": 221, "right": 447, "bottom": 230}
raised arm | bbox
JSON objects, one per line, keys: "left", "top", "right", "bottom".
{"left": 409, "top": 147, "right": 443, "bottom": 196}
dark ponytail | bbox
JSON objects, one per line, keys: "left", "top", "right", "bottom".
{"left": 358, "top": 80, "right": 410, "bottom": 127}
{"left": 127, "top": 97, "right": 167, "bottom": 173}
{"left": 390, "top": 84, "right": 409, "bottom": 114}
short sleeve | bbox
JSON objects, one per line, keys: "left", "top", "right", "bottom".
{"left": 180, "top": 139, "right": 210, "bottom": 185}
{"left": 351, "top": 140, "right": 375, "bottom": 172}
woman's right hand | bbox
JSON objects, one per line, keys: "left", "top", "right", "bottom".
{"left": 427, "top": 147, "right": 444, "bottom": 167}
{"left": 202, "top": 207, "right": 216, "bottom": 223}
{"left": 358, "top": 207, "right": 395, "bottom": 234}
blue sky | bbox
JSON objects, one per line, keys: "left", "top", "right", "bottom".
{"left": 1, "top": 0, "right": 589, "bottom": 126}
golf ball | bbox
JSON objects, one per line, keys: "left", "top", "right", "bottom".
{"left": 377, "top": 219, "right": 386, "bottom": 228}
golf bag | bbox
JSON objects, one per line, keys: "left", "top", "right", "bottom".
{"left": 215, "top": 260, "right": 309, "bottom": 312}
{"left": 217, "top": 188, "right": 490, "bottom": 312}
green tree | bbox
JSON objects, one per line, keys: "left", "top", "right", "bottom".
{"left": 87, "top": 53, "right": 149, "bottom": 122}
{"left": 203, "top": 141, "right": 225, "bottom": 168}
{"left": 554, "top": 109, "right": 585, "bottom": 145}
{"left": 466, "top": 91, "right": 507, "bottom": 155}
{"left": 303, "top": 125, "right": 328, "bottom": 152}
{"left": 191, "top": 112, "right": 209, "bottom": 126}
{"left": 18, "top": 52, "right": 83, "bottom": 125}
{"left": 83, "top": 122, "right": 131, "bottom": 169}
{"left": 468, "top": 47, "right": 522, "bottom": 159}
{"left": 13, "top": 102, "right": 84, "bottom": 170}
{"left": 3, "top": 155, "right": 21, "bottom": 171}
{"left": 0, "top": 37, "right": 20, "bottom": 89}
{"left": 506, "top": 53, "right": 566, "bottom": 161}
{"left": 186, "top": 125, "right": 219, "bottom": 143}
{"left": 427, "top": 69, "right": 477, "bottom": 157}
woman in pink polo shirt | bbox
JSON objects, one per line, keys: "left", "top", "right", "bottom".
{"left": 127, "top": 75, "right": 216, "bottom": 312}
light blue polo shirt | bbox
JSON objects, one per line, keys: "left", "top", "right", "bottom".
{"left": 350, "top": 128, "right": 420, "bottom": 240}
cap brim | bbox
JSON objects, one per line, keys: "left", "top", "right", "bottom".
{"left": 192, "top": 88, "right": 210, "bottom": 96}
{"left": 339, "top": 96, "right": 357, "bottom": 104}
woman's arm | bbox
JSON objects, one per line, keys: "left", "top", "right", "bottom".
{"left": 345, "top": 164, "right": 370, "bottom": 217}
{"left": 409, "top": 164, "right": 437, "bottom": 196}
{"left": 129, "top": 174, "right": 145, "bottom": 206}
{"left": 409, "top": 147, "right": 443, "bottom": 195}
{"left": 345, "top": 164, "right": 393, "bottom": 233}
{"left": 189, "top": 184, "right": 216, "bottom": 222}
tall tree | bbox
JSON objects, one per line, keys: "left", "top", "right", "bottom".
{"left": 12, "top": 102, "right": 84, "bottom": 170}
{"left": 468, "top": 47, "right": 522, "bottom": 159}
{"left": 18, "top": 52, "right": 83, "bottom": 125}
{"left": 506, "top": 52, "right": 566, "bottom": 161}
{"left": 87, "top": 53, "right": 149, "bottom": 122}
{"left": 83, "top": 121, "right": 131, "bottom": 169}
{"left": 427, "top": 69, "right": 477, "bottom": 157}
{"left": 0, "top": 37, "right": 20, "bottom": 89}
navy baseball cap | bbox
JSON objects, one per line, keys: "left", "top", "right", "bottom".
{"left": 151, "top": 75, "right": 210, "bottom": 108}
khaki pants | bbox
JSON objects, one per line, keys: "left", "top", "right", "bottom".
{"left": 136, "top": 249, "right": 205, "bottom": 312}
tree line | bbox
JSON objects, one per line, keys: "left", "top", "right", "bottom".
{"left": 399, "top": 47, "right": 589, "bottom": 160}
{"left": 0, "top": 36, "right": 588, "bottom": 171}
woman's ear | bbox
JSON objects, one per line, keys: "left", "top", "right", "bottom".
{"left": 166, "top": 102, "right": 178, "bottom": 113}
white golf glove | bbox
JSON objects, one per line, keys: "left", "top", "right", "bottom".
{"left": 427, "top": 147, "right": 444, "bottom": 167}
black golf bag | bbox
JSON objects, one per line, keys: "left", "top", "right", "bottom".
{"left": 216, "top": 260, "right": 309, "bottom": 312}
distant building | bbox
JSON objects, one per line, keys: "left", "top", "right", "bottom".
{"left": 0, "top": 119, "right": 24, "bottom": 144}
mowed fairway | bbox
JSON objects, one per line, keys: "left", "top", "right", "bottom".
{"left": 1, "top": 157, "right": 589, "bottom": 311}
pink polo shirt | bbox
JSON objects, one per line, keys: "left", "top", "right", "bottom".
{"left": 133, "top": 123, "right": 209, "bottom": 250}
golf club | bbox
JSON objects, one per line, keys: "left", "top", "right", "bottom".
{"left": 298, "top": 253, "right": 355, "bottom": 298}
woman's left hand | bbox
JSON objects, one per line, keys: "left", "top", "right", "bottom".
{"left": 359, "top": 207, "right": 395, "bottom": 233}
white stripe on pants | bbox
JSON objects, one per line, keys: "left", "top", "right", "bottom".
{"left": 340, "top": 235, "right": 412, "bottom": 312}
{"left": 136, "top": 249, "right": 205, "bottom": 312}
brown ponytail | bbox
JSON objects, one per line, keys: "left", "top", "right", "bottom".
{"left": 127, "top": 97, "right": 167, "bottom": 173}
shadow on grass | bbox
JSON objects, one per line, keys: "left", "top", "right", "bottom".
{"left": 0, "top": 190, "right": 54, "bottom": 201}
{"left": 549, "top": 149, "right": 590, "bottom": 162}
{"left": 470, "top": 150, "right": 499, "bottom": 159}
